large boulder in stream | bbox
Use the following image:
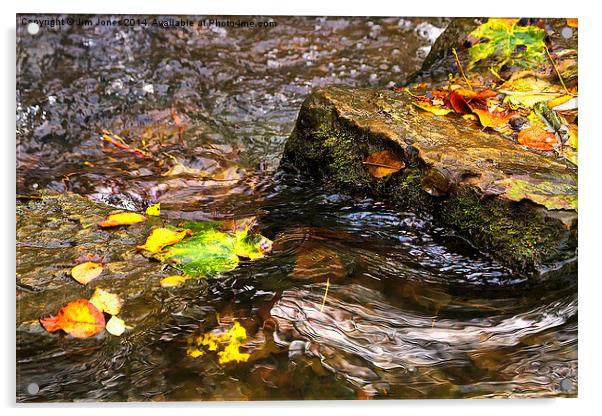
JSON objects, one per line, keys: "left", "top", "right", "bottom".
{"left": 280, "top": 86, "right": 577, "bottom": 277}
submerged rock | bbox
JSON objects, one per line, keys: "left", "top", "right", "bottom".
{"left": 280, "top": 87, "right": 577, "bottom": 277}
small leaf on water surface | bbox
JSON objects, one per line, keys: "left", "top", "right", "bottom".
{"left": 89, "top": 288, "right": 123, "bottom": 315}
{"left": 98, "top": 212, "right": 146, "bottom": 228}
{"left": 362, "top": 150, "right": 405, "bottom": 178}
{"left": 105, "top": 316, "right": 126, "bottom": 336}
{"left": 187, "top": 321, "right": 250, "bottom": 365}
{"left": 160, "top": 275, "right": 190, "bottom": 287}
{"left": 71, "top": 262, "right": 103, "bottom": 285}
{"left": 137, "top": 227, "right": 191, "bottom": 254}
{"left": 40, "top": 299, "right": 105, "bottom": 338}
{"left": 467, "top": 18, "right": 547, "bottom": 68}
{"left": 145, "top": 203, "right": 160, "bottom": 217}
{"left": 517, "top": 125, "right": 558, "bottom": 150}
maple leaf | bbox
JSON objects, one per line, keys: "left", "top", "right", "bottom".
{"left": 468, "top": 18, "right": 547, "bottom": 68}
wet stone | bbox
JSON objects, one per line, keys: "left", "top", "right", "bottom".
{"left": 280, "top": 86, "right": 577, "bottom": 277}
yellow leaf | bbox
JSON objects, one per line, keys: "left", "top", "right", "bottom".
{"left": 160, "top": 275, "right": 190, "bottom": 287}
{"left": 98, "top": 212, "right": 146, "bottom": 228}
{"left": 187, "top": 347, "right": 204, "bottom": 358}
{"left": 413, "top": 101, "right": 453, "bottom": 116}
{"left": 137, "top": 228, "right": 190, "bottom": 254}
{"left": 500, "top": 76, "right": 565, "bottom": 109}
{"left": 145, "top": 203, "right": 161, "bottom": 217}
{"left": 89, "top": 288, "right": 123, "bottom": 315}
{"left": 187, "top": 321, "right": 250, "bottom": 364}
{"left": 362, "top": 150, "right": 405, "bottom": 178}
{"left": 105, "top": 316, "right": 126, "bottom": 336}
{"left": 548, "top": 95, "right": 574, "bottom": 109}
{"left": 71, "top": 262, "right": 103, "bottom": 285}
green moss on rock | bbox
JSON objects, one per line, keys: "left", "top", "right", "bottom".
{"left": 440, "top": 186, "right": 574, "bottom": 271}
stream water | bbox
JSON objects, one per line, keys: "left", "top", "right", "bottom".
{"left": 16, "top": 15, "right": 577, "bottom": 401}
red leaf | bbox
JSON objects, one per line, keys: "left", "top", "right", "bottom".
{"left": 449, "top": 91, "right": 472, "bottom": 114}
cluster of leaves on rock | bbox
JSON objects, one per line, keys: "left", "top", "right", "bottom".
{"left": 402, "top": 18, "right": 578, "bottom": 166}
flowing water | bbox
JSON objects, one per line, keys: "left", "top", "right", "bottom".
{"left": 16, "top": 15, "right": 577, "bottom": 401}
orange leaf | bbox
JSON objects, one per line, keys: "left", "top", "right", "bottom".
{"left": 40, "top": 299, "right": 106, "bottom": 338}
{"left": 566, "top": 18, "right": 578, "bottom": 28}
{"left": 98, "top": 212, "right": 146, "bottom": 228}
{"left": 472, "top": 108, "right": 515, "bottom": 129}
{"left": 517, "top": 126, "right": 558, "bottom": 150}
{"left": 362, "top": 150, "right": 405, "bottom": 178}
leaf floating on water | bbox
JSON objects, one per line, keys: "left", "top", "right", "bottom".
{"left": 105, "top": 316, "right": 126, "bottom": 336}
{"left": 154, "top": 222, "right": 272, "bottom": 278}
{"left": 89, "top": 288, "right": 123, "bottom": 315}
{"left": 145, "top": 203, "right": 160, "bottom": 217}
{"left": 362, "top": 150, "right": 405, "bottom": 178}
{"left": 187, "top": 321, "right": 250, "bottom": 365}
{"left": 98, "top": 212, "right": 146, "bottom": 228}
{"left": 137, "top": 228, "right": 191, "bottom": 254}
{"left": 40, "top": 299, "right": 105, "bottom": 338}
{"left": 71, "top": 262, "right": 103, "bottom": 285}
{"left": 517, "top": 125, "right": 558, "bottom": 150}
{"left": 160, "top": 275, "right": 190, "bottom": 287}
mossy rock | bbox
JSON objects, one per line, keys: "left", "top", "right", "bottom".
{"left": 280, "top": 87, "right": 577, "bottom": 277}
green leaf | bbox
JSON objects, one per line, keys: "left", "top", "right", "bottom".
{"left": 468, "top": 19, "right": 547, "bottom": 68}
{"left": 156, "top": 225, "right": 272, "bottom": 278}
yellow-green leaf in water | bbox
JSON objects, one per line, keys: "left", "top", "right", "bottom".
{"left": 145, "top": 203, "right": 160, "bottom": 217}
{"left": 157, "top": 222, "right": 272, "bottom": 278}
{"left": 137, "top": 228, "right": 190, "bottom": 254}
{"left": 71, "top": 262, "right": 103, "bottom": 285}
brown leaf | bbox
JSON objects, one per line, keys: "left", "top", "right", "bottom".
{"left": 362, "top": 150, "right": 405, "bottom": 178}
